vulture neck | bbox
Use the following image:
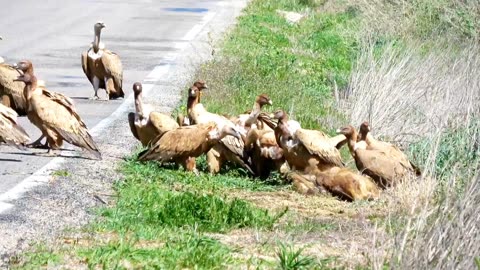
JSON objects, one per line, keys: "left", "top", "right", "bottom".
{"left": 187, "top": 94, "right": 200, "bottom": 114}
{"left": 134, "top": 91, "right": 145, "bottom": 119}
{"left": 93, "top": 28, "right": 102, "bottom": 53}
{"left": 24, "top": 77, "right": 37, "bottom": 102}
{"left": 245, "top": 101, "right": 263, "bottom": 126}
{"left": 347, "top": 131, "right": 358, "bottom": 155}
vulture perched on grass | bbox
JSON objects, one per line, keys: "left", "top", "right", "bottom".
{"left": 337, "top": 125, "right": 417, "bottom": 188}
{"left": 15, "top": 60, "right": 101, "bottom": 159}
{"left": 358, "top": 121, "right": 421, "bottom": 175}
{"left": 0, "top": 103, "right": 30, "bottom": 147}
{"left": 0, "top": 37, "right": 27, "bottom": 115}
{"left": 273, "top": 110, "right": 345, "bottom": 172}
{"left": 187, "top": 86, "right": 253, "bottom": 175}
{"left": 81, "top": 22, "right": 124, "bottom": 100}
{"left": 138, "top": 122, "right": 242, "bottom": 174}
{"left": 128, "top": 82, "right": 178, "bottom": 146}
{"left": 176, "top": 80, "right": 208, "bottom": 127}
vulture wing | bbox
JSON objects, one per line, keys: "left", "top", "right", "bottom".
{"left": 0, "top": 64, "right": 27, "bottom": 115}
{"left": 138, "top": 123, "right": 214, "bottom": 162}
{"left": 149, "top": 111, "right": 179, "bottom": 134}
{"left": 0, "top": 104, "right": 29, "bottom": 147}
{"left": 101, "top": 50, "right": 123, "bottom": 94}
{"left": 128, "top": 112, "right": 140, "bottom": 141}
{"left": 36, "top": 92, "right": 101, "bottom": 159}
{"left": 81, "top": 51, "right": 93, "bottom": 85}
{"left": 356, "top": 149, "right": 409, "bottom": 184}
{"left": 295, "top": 128, "right": 344, "bottom": 167}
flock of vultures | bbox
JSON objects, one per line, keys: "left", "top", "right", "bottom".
{"left": 0, "top": 22, "right": 421, "bottom": 202}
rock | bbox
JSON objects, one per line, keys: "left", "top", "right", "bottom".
{"left": 276, "top": 10, "right": 306, "bottom": 24}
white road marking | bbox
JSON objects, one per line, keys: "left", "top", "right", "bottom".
{"left": 0, "top": 11, "right": 217, "bottom": 214}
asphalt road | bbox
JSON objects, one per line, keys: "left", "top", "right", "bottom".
{"left": 0, "top": 0, "right": 226, "bottom": 193}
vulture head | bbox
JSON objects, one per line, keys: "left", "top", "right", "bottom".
{"left": 94, "top": 21, "right": 106, "bottom": 32}
{"left": 273, "top": 110, "right": 288, "bottom": 122}
{"left": 358, "top": 121, "right": 370, "bottom": 141}
{"left": 188, "top": 86, "right": 200, "bottom": 98}
{"left": 133, "top": 82, "right": 142, "bottom": 96}
{"left": 256, "top": 94, "right": 273, "bottom": 107}
{"left": 193, "top": 80, "right": 208, "bottom": 91}
{"left": 14, "top": 60, "right": 34, "bottom": 75}
{"left": 336, "top": 125, "right": 357, "bottom": 139}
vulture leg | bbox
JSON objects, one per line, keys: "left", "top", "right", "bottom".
{"left": 206, "top": 149, "right": 221, "bottom": 174}
{"left": 27, "top": 135, "right": 48, "bottom": 149}
{"left": 104, "top": 77, "right": 116, "bottom": 100}
{"left": 91, "top": 76, "right": 100, "bottom": 100}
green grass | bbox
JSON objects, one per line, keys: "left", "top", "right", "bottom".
{"left": 198, "top": 0, "right": 359, "bottom": 131}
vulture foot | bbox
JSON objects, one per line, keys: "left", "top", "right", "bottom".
{"left": 27, "top": 136, "right": 48, "bottom": 149}
{"left": 90, "top": 95, "right": 100, "bottom": 100}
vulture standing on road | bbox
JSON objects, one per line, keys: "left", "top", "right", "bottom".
{"left": 138, "top": 122, "right": 242, "bottom": 174}
{"left": 128, "top": 82, "right": 179, "bottom": 146}
{"left": 337, "top": 125, "right": 416, "bottom": 188}
{"left": 0, "top": 37, "right": 27, "bottom": 115}
{"left": 81, "top": 22, "right": 124, "bottom": 100}
{"left": 15, "top": 60, "right": 101, "bottom": 159}
{"left": 273, "top": 110, "right": 344, "bottom": 172}
{"left": 0, "top": 103, "right": 30, "bottom": 147}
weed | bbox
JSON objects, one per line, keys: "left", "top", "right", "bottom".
{"left": 52, "top": 169, "right": 69, "bottom": 177}
{"left": 276, "top": 243, "right": 317, "bottom": 270}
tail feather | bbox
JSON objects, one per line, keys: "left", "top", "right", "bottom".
{"left": 55, "top": 128, "right": 101, "bottom": 159}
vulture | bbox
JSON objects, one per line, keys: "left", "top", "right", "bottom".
{"left": 128, "top": 82, "right": 178, "bottom": 146}
{"left": 273, "top": 110, "right": 344, "bottom": 172}
{"left": 358, "top": 121, "right": 421, "bottom": 175}
{"left": 289, "top": 167, "right": 379, "bottom": 201}
{"left": 15, "top": 60, "right": 101, "bottom": 159}
{"left": 231, "top": 94, "right": 273, "bottom": 132}
{"left": 81, "top": 22, "right": 124, "bottom": 100}
{"left": 177, "top": 80, "right": 208, "bottom": 126}
{"left": 0, "top": 103, "right": 30, "bottom": 147}
{"left": 244, "top": 126, "right": 285, "bottom": 179}
{"left": 188, "top": 86, "right": 253, "bottom": 174}
{"left": 138, "top": 122, "right": 242, "bottom": 174}
{"left": 0, "top": 37, "right": 27, "bottom": 115}
{"left": 337, "top": 125, "right": 417, "bottom": 188}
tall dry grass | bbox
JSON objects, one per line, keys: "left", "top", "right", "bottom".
{"left": 343, "top": 40, "right": 480, "bottom": 269}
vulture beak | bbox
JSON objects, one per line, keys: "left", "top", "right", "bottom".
{"left": 100, "top": 22, "right": 106, "bottom": 28}
{"left": 335, "top": 128, "right": 342, "bottom": 134}
{"left": 203, "top": 84, "right": 208, "bottom": 90}
{"left": 269, "top": 113, "right": 275, "bottom": 118}
{"left": 268, "top": 100, "right": 273, "bottom": 105}
{"left": 0, "top": 36, "right": 3, "bottom": 40}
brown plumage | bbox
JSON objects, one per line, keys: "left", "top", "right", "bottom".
{"left": 0, "top": 58, "right": 27, "bottom": 115}
{"left": 358, "top": 122, "right": 421, "bottom": 175}
{"left": 244, "top": 127, "right": 285, "bottom": 179}
{"left": 232, "top": 94, "right": 273, "bottom": 131}
{"left": 188, "top": 86, "right": 253, "bottom": 174}
{"left": 337, "top": 125, "right": 416, "bottom": 188}
{"left": 0, "top": 103, "right": 30, "bottom": 147}
{"left": 273, "top": 110, "right": 344, "bottom": 172}
{"left": 15, "top": 60, "right": 101, "bottom": 159}
{"left": 81, "top": 22, "right": 124, "bottom": 100}
{"left": 176, "top": 80, "right": 208, "bottom": 126}
{"left": 128, "top": 82, "right": 178, "bottom": 146}
{"left": 138, "top": 122, "right": 241, "bottom": 173}
{"left": 289, "top": 167, "right": 379, "bottom": 201}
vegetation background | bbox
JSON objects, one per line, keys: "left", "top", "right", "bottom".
{"left": 12, "top": 0, "right": 479, "bottom": 269}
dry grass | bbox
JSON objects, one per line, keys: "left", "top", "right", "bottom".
{"left": 342, "top": 37, "right": 480, "bottom": 268}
